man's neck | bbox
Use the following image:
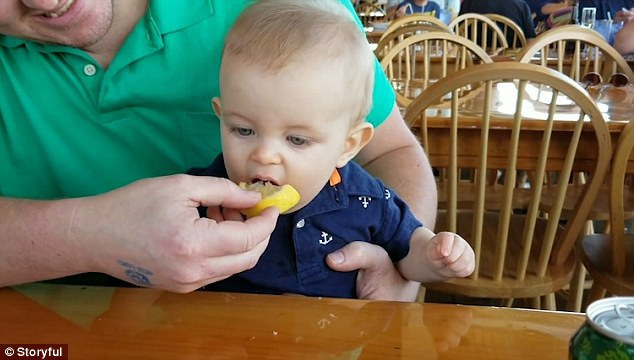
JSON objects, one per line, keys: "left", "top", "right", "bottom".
{"left": 85, "top": 0, "right": 148, "bottom": 68}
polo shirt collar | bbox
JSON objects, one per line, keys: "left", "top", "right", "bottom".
{"left": 295, "top": 163, "right": 386, "bottom": 219}
{"left": 149, "top": 0, "right": 214, "bottom": 35}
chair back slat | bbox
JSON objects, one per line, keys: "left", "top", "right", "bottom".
{"left": 483, "top": 13, "right": 527, "bottom": 50}
{"left": 524, "top": 89, "right": 558, "bottom": 279}
{"left": 609, "top": 122, "right": 634, "bottom": 275}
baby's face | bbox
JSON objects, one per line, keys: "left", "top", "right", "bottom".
{"left": 216, "top": 55, "right": 361, "bottom": 211}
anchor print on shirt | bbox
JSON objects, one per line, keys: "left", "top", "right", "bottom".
{"left": 357, "top": 189, "right": 390, "bottom": 209}
{"left": 319, "top": 231, "right": 333, "bottom": 245}
{"left": 358, "top": 196, "right": 372, "bottom": 208}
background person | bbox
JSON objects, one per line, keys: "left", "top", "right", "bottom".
{"left": 615, "top": 6, "right": 634, "bottom": 22}
{"left": 614, "top": 8, "right": 634, "bottom": 54}
{"left": 394, "top": 0, "right": 443, "bottom": 18}
{"left": 576, "top": 0, "right": 634, "bottom": 21}
{"left": 459, "top": 0, "right": 538, "bottom": 44}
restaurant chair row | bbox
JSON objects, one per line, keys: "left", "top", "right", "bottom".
{"left": 378, "top": 23, "right": 633, "bottom": 110}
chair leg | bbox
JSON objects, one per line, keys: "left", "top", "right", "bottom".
{"left": 543, "top": 293, "right": 557, "bottom": 310}
{"left": 567, "top": 219, "right": 597, "bottom": 312}
{"left": 586, "top": 284, "right": 607, "bottom": 309}
{"left": 567, "top": 261, "right": 587, "bottom": 312}
{"left": 417, "top": 286, "right": 427, "bottom": 303}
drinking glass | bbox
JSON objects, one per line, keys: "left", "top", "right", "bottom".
{"left": 581, "top": 7, "right": 597, "bottom": 29}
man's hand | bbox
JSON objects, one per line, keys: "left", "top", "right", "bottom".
{"left": 71, "top": 175, "right": 279, "bottom": 292}
{"left": 326, "top": 241, "right": 421, "bottom": 301}
{"left": 0, "top": 175, "right": 279, "bottom": 290}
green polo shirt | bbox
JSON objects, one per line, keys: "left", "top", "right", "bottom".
{"left": 0, "top": 0, "right": 395, "bottom": 199}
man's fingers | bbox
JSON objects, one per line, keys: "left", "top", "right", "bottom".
{"left": 195, "top": 206, "right": 278, "bottom": 256}
{"left": 201, "top": 237, "right": 271, "bottom": 284}
{"left": 186, "top": 175, "right": 262, "bottom": 209}
{"left": 326, "top": 241, "right": 389, "bottom": 273}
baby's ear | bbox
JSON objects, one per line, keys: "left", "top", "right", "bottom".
{"left": 336, "top": 122, "right": 374, "bottom": 168}
{"left": 211, "top": 97, "right": 223, "bottom": 119}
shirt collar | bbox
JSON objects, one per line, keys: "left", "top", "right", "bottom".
{"left": 295, "top": 162, "right": 386, "bottom": 218}
{"left": 148, "top": 0, "right": 214, "bottom": 35}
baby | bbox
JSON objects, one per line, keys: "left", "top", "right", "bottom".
{"left": 192, "top": 0, "right": 475, "bottom": 298}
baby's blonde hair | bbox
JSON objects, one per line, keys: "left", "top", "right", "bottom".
{"left": 224, "top": 0, "right": 375, "bottom": 123}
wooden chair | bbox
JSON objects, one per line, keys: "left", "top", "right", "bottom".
{"left": 483, "top": 13, "right": 527, "bottom": 51}
{"left": 405, "top": 62, "right": 612, "bottom": 310}
{"left": 375, "top": 22, "right": 452, "bottom": 60}
{"left": 518, "top": 24, "right": 634, "bottom": 311}
{"left": 449, "top": 13, "right": 509, "bottom": 55}
{"left": 576, "top": 121, "right": 634, "bottom": 306}
{"left": 381, "top": 13, "right": 451, "bottom": 39}
{"left": 379, "top": 32, "right": 493, "bottom": 109}
{"left": 517, "top": 25, "right": 634, "bottom": 82}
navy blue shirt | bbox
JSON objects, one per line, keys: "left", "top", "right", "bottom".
{"left": 190, "top": 155, "right": 422, "bottom": 298}
{"left": 577, "top": 0, "right": 634, "bottom": 20}
{"left": 460, "top": 0, "right": 538, "bottom": 40}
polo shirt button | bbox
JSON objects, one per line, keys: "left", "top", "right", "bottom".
{"left": 296, "top": 219, "right": 305, "bottom": 228}
{"left": 83, "top": 64, "right": 97, "bottom": 76}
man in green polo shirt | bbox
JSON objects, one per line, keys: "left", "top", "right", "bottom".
{"left": 0, "top": 0, "right": 436, "bottom": 301}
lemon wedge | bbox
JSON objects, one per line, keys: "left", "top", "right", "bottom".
{"left": 239, "top": 182, "right": 301, "bottom": 217}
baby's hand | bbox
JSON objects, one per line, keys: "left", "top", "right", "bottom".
{"left": 428, "top": 232, "right": 475, "bottom": 278}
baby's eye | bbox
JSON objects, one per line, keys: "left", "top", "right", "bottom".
{"left": 234, "top": 127, "right": 254, "bottom": 137}
{"left": 287, "top": 135, "right": 308, "bottom": 146}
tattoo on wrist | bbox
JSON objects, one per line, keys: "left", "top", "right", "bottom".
{"left": 118, "top": 260, "right": 153, "bottom": 287}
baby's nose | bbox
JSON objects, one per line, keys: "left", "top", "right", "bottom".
{"left": 251, "top": 141, "right": 282, "bottom": 165}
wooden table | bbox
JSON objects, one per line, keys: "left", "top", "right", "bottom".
{"left": 0, "top": 283, "right": 584, "bottom": 359}
{"left": 421, "top": 81, "right": 634, "bottom": 172}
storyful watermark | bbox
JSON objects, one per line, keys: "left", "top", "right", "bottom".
{"left": 0, "top": 344, "right": 67, "bottom": 360}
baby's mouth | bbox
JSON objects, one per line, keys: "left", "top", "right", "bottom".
{"left": 250, "top": 178, "right": 279, "bottom": 186}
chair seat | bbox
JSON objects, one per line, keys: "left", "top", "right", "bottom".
{"left": 427, "top": 266, "right": 574, "bottom": 299}
{"left": 579, "top": 233, "right": 634, "bottom": 296}
{"left": 428, "top": 211, "right": 576, "bottom": 299}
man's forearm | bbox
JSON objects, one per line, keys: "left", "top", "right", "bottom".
{"left": 0, "top": 197, "right": 85, "bottom": 287}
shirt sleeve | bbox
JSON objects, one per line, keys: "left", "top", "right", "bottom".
{"left": 520, "top": 2, "right": 538, "bottom": 37}
{"left": 375, "top": 187, "right": 423, "bottom": 262}
{"left": 340, "top": 0, "right": 397, "bottom": 128}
